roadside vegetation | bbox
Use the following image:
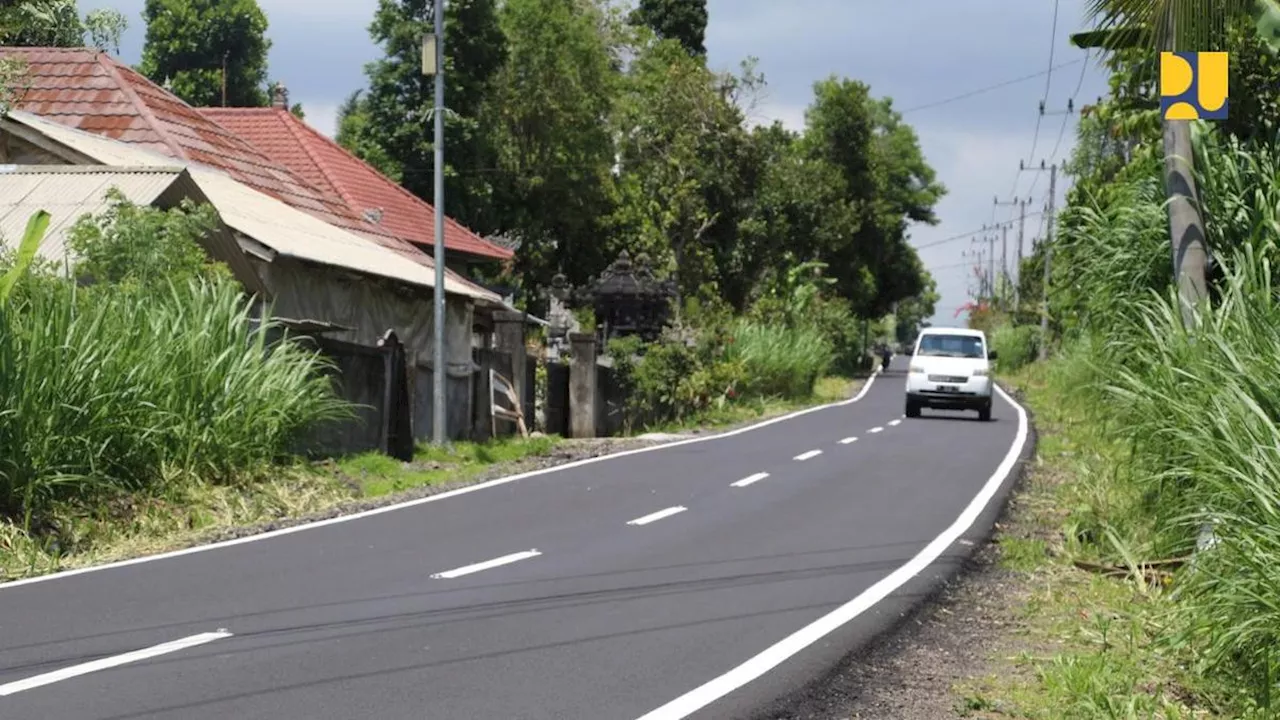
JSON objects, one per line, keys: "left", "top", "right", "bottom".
{"left": 957, "top": 8, "right": 1280, "bottom": 716}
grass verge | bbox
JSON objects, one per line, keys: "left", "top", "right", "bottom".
{"left": 0, "top": 375, "right": 857, "bottom": 584}
{"left": 950, "top": 363, "right": 1215, "bottom": 719}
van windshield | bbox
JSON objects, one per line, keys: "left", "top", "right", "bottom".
{"left": 916, "top": 334, "right": 985, "bottom": 359}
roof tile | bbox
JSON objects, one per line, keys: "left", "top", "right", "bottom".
{"left": 0, "top": 46, "right": 450, "bottom": 268}
{"left": 199, "top": 107, "right": 512, "bottom": 261}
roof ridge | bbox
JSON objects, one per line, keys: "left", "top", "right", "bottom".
{"left": 280, "top": 111, "right": 509, "bottom": 257}
{"left": 94, "top": 51, "right": 190, "bottom": 161}
{"left": 275, "top": 108, "right": 367, "bottom": 219}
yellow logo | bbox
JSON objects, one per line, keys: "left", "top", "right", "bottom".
{"left": 1160, "top": 52, "right": 1228, "bottom": 120}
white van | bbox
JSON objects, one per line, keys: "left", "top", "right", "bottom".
{"left": 904, "top": 327, "right": 996, "bottom": 421}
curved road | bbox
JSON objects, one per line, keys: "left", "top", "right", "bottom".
{"left": 0, "top": 361, "right": 1031, "bottom": 720}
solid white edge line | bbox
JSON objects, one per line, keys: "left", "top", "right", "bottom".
{"left": 792, "top": 450, "right": 822, "bottom": 462}
{"left": 731, "top": 472, "right": 770, "bottom": 488}
{"left": 838, "top": 437, "right": 858, "bottom": 445}
{"left": 430, "top": 549, "right": 541, "bottom": 579}
{"left": 633, "top": 383, "right": 1030, "bottom": 720}
{"left": 1, "top": 372, "right": 882, "bottom": 592}
{"left": 627, "top": 506, "right": 688, "bottom": 526}
{"left": 0, "top": 630, "right": 232, "bottom": 696}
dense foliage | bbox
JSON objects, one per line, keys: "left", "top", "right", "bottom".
{"left": 990, "top": 6, "right": 1280, "bottom": 711}
{"left": 338, "top": 0, "right": 943, "bottom": 326}
{"left": 0, "top": 201, "right": 349, "bottom": 535}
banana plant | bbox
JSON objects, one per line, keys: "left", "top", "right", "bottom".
{"left": 0, "top": 210, "right": 51, "bottom": 308}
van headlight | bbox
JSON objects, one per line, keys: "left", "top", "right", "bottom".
{"left": 909, "top": 364, "right": 925, "bottom": 374}
{"left": 973, "top": 368, "right": 989, "bottom": 376}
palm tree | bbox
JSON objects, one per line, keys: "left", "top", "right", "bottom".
{"left": 1075, "top": 1, "right": 1280, "bottom": 325}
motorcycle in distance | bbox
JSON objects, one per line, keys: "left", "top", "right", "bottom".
{"left": 880, "top": 346, "right": 893, "bottom": 371}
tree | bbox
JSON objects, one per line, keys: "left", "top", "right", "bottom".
{"left": 139, "top": 0, "right": 272, "bottom": 108}
{"left": 799, "top": 76, "right": 945, "bottom": 317}
{"left": 628, "top": 0, "right": 707, "bottom": 56}
{"left": 484, "top": 0, "right": 621, "bottom": 295}
{"left": 1077, "top": 0, "right": 1280, "bottom": 325}
{"left": 349, "top": 0, "right": 506, "bottom": 234}
{"left": 0, "top": 0, "right": 83, "bottom": 46}
{"left": 335, "top": 90, "right": 400, "bottom": 181}
{"left": 611, "top": 36, "right": 753, "bottom": 302}
{"left": 84, "top": 7, "right": 128, "bottom": 53}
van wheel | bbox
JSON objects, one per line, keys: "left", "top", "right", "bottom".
{"left": 978, "top": 404, "right": 991, "bottom": 422}
{"left": 905, "top": 399, "right": 921, "bottom": 418}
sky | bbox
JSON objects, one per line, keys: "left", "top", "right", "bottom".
{"left": 79, "top": 0, "right": 1112, "bottom": 327}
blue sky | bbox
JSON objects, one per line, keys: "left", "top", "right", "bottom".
{"left": 80, "top": 0, "right": 1111, "bottom": 325}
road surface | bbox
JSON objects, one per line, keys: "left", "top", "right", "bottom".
{"left": 0, "top": 361, "right": 1031, "bottom": 720}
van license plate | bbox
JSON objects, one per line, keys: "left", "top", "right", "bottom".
{"left": 938, "top": 385, "right": 959, "bottom": 393}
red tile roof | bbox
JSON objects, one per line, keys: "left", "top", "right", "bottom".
{"left": 200, "top": 107, "right": 512, "bottom": 262}
{"left": 0, "top": 46, "right": 453, "bottom": 267}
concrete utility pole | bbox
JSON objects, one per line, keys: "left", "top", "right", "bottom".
{"left": 987, "top": 232, "right": 995, "bottom": 304}
{"left": 422, "top": 2, "right": 448, "bottom": 444}
{"left": 1000, "top": 224, "right": 1008, "bottom": 309}
{"left": 1014, "top": 199, "right": 1026, "bottom": 312}
{"left": 1039, "top": 163, "right": 1057, "bottom": 361}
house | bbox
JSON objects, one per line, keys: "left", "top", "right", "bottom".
{"left": 200, "top": 86, "right": 514, "bottom": 277}
{"left": 0, "top": 46, "right": 521, "bottom": 443}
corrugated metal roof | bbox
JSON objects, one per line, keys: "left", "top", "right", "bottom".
{"left": 0, "top": 164, "right": 182, "bottom": 263}
{"left": 4, "top": 111, "right": 502, "bottom": 304}
{"left": 0, "top": 164, "right": 270, "bottom": 297}
{"left": 188, "top": 166, "right": 497, "bottom": 302}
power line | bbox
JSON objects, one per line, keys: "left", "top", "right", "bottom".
{"left": 898, "top": 58, "right": 1084, "bottom": 115}
{"left": 1007, "top": 0, "right": 1062, "bottom": 204}
{"left": 912, "top": 211, "right": 1045, "bottom": 252}
{"left": 1030, "top": 49, "right": 1091, "bottom": 200}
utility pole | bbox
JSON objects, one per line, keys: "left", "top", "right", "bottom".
{"left": 422, "top": 4, "right": 448, "bottom": 444}
{"left": 1039, "top": 163, "right": 1057, "bottom": 361}
{"left": 987, "top": 232, "right": 995, "bottom": 305}
{"left": 1000, "top": 224, "right": 1008, "bottom": 309}
{"left": 1014, "top": 199, "right": 1026, "bottom": 312}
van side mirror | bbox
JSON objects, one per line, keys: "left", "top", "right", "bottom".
{"left": 987, "top": 349, "right": 998, "bottom": 361}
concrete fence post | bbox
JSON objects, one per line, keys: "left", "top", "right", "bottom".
{"left": 568, "top": 332, "right": 597, "bottom": 438}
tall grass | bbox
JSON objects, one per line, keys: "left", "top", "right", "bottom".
{"left": 1034, "top": 127, "right": 1280, "bottom": 711}
{"left": 0, "top": 274, "right": 350, "bottom": 530}
{"left": 724, "top": 317, "right": 834, "bottom": 399}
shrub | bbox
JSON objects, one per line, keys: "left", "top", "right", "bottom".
{"left": 723, "top": 318, "right": 833, "bottom": 398}
{"left": 989, "top": 323, "right": 1039, "bottom": 372}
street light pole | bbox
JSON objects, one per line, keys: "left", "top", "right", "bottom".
{"left": 425, "top": 2, "right": 448, "bottom": 444}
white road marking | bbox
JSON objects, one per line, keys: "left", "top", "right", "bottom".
{"left": 868, "top": 426, "right": 884, "bottom": 434}
{"left": 0, "top": 631, "right": 232, "bottom": 696}
{"left": 627, "top": 506, "right": 688, "bottom": 526}
{"left": 633, "top": 383, "right": 1031, "bottom": 720}
{"left": 430, "top": 550, "right": 541, "bottom": 579}
{"left": 793, "top": 449, "right": 823, "bottom": 461}
{"left": 889, "top": 419, "right": 902, "bottom": 427}
{"left": 1, "top": 371, "right": 887, "bottom": 592}
{"left": 838, "top": 437, "right": 858, "bottom": 445}
{"left": 731, "top": 472, "right": 769, "bottom": 488}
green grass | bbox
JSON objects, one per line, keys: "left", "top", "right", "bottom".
{"left": 639, "top": 374, "right": 860, "bottom": 434}
{"left": 949, "top": 358, "right": 1214, "bottom": 719}
{"left": 333, "top": 436, "right": 558, "bottom": 497}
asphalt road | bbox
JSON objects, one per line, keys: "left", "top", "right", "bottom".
{"left": 0, "top": 360, "right": 1031, "bottom": 720}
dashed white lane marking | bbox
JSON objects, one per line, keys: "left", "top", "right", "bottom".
{"left": 430, "top": 550, "right": 542, "bottom": 579}
{"left": 793, "top": 450, "right": 823, "bottom": 461}
{"left": 868, "top": 426, "right": 884, "bottom": 434}
{"left": 839, "top": 437, "right": 858, "bottom": 445}
{"left": 633, "top": 384, "right": 1032, "bottom": 720}
{"left": 889, "top": 419, "right": 902, "bottom": 427}
{"left": 731, "top": 472, "right": 770, "bottom": 488}
{"left": 0, "top": 631, "right": 233, "bottom": 696}
{"left": 627, "top": 506, "right": 688, "bottom": 526}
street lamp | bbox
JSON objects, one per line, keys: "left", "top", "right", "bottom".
{"left": 422, "top": 4, "right": 447, "bottom": 444}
